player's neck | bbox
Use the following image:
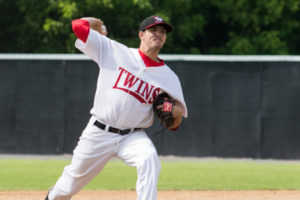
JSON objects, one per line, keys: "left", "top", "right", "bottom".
{"left": 139, "top": 46, "right": 160, "bottom": 62}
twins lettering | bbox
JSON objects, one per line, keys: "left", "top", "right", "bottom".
{"left": 113, "top": 67, "right": 160, "bottom": 103}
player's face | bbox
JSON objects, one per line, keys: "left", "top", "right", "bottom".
{"left": 141, "top": 25, "right": 167, "bottom": 50}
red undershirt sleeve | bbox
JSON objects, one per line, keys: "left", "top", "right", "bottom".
{"left": 72, "top": 19, "right": 90, "bottom": 43}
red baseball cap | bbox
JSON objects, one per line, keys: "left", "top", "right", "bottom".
{"left": 139, "top": 16, "right": 173, "bottom": 33}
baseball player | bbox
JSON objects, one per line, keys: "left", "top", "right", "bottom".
{"left": 45, "top": 15, "right": 188, "bottom": 200}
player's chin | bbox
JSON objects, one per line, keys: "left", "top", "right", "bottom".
{"left": 153, "top": 42, "right": 164, "bottom": 50}
{"left": 152, "top": 45, "right": 164, "bottom": 51}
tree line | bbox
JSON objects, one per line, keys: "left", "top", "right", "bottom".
{"left": 1, "top": 0, "right": 300, "bottom": 54}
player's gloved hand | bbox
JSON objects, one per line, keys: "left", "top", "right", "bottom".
{"left": 153, "top": 93, "right": 176, "bottom": 128}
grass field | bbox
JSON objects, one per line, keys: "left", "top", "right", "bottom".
{"left": 1, "top": 156, "right": 300, "bottom": 191}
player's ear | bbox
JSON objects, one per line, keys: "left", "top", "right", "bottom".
{"left": 139, "top": 31, "right": 144, "bottom": 40}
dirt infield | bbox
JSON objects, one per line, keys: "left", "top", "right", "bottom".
{"left": 1, "top": 190, "right": 300, "bottom": 200}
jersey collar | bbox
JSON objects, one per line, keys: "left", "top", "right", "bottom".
{"left": 138, "top": 49, "right": 165, "bottom": 67}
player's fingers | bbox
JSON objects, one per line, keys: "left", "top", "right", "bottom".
{"left": 101, "top": 24, "right": 108, "bottom": 36}
{"left": 156, "top": 105, "right": 163, "bottom": 109}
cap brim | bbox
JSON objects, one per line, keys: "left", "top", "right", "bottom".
{"left": 144, "top": 22, "right": 173, "bottom": 33}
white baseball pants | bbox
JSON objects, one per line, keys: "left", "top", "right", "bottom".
{"left": 48, "top": 116, "right": 161, "bottom": 200}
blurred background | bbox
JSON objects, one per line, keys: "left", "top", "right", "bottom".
{"left": 1, "top": 0, "right": 300, "bottom": 54}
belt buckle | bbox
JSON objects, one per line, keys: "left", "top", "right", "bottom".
{"left": 119, "top": 130, "right": 126, "bottom": 135}
{"left": 119, "top": 129, "right": 130, "bottom": 135}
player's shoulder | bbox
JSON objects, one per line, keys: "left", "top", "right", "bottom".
{"left": 90, "top": 29, "right": 130, "bottom": 50}
{"left": 129, "top": 48, "right": 138, "bottom": 53}
{"left": 162, "top": 62, "right": 180, "bottom": 80}
{"left": 128, "top": 48, "right": 142, "bottom": 59}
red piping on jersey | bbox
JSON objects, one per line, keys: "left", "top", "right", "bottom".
{"left": 138, "top": 49, "right": 165, "bottom": 67}
{"left": 72, "top": 19, "right": 90, "bottom": 43}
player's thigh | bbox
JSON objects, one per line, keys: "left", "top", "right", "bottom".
{"left": 117, "top": 131, "right": 159, "bottom": 167}
{"left": 69, "top": 129, "right": 117, "bottom": 175}
{"left": 66, "top": 152, "right": 112, "bottom": 176}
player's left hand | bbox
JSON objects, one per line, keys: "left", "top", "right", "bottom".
{"left": 153, "top": 93, "right": 182, "bottom": 129}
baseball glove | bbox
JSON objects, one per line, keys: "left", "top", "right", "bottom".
{"left": 153, "top": 93, "right": 176, "bottom": 128}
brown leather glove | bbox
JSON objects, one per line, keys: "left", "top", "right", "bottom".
{"left": 152, "top": 93, "right": 176, "bottom": 128}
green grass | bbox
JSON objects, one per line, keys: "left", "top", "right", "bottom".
{"left": 159, "top": 161, "right": 300, "bottom": 190}
{"left": 1, "top": 158, "right": 300, "bottom": 190}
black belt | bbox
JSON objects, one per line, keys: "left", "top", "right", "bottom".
{"left": 93, "top": 120, "right": 141, "bottom": 135}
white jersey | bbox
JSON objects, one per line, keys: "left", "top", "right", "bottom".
{"left": 75, "top": 29, "right": 188, "bottom": 129}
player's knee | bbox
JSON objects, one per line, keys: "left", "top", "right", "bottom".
{"left": 139, "top": 149, "right": 161, "bottom": 174}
